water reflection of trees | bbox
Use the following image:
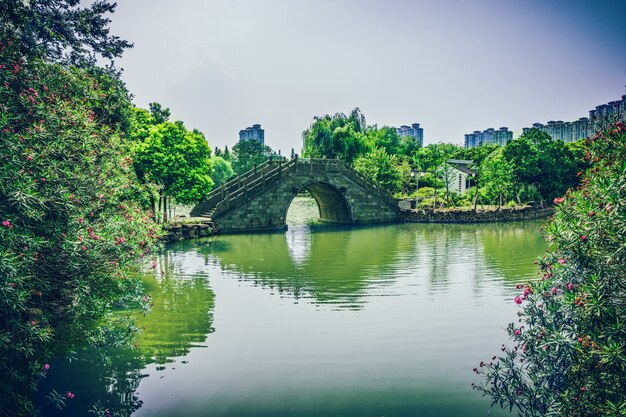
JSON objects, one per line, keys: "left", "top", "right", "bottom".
{"left": 408, "top": 222, "right": 546, "bottom": 296}
{"left": 37, "top": 253, "right": 215, "bottom": 417}
{"left": 187, "top": 225, "right": 414, "bottom": 308}
{"left": 189, "top": 222, "right": 545, "bottom": 307}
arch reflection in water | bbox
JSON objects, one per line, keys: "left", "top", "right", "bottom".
{"left": 191, "top": 224, "right": 411, "bottom": 309}
{"left": 37, "top": 253, "right": 215, "bottom": 417}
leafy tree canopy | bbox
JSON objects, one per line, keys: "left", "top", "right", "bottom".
{"left": 1, "top": 0, "right": 132, "bottom": 65}
{"left": 354, "top": 147, "right": 403, "bottom": 194}
{"left": 211, "top": 156, "right": 235, "bottom": 186}
{"left": 231, "top": 140, "right": 274, "bottom": 174}
{"left": 302, "top": 108, "right": 370, "bottom": 163}
{"left": 133, "top": 121, "right": 214, "bottom": 207}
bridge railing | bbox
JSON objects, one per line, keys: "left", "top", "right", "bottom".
{"left": 331, "top": 160, "right": 399, "bottom": 209}
{"left": 191, "top": 159, "right": 285, "bottom": 217}
{"left": 210, "top": 158, "right": 298, "bottom": 219}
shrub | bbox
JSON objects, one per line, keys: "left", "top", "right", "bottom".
{"left": 475, "top": 123, "right": 626, "bottom": 417}
{"left": 0, "top": 37, "right": 159, "bottom": 415}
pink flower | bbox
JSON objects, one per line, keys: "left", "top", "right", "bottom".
{"left": 551, "top": 287, "right": 557, "bottom": 295}
{"left": 66, "top": 391, "right": 75, "bottom": 399}
{"left": 523, "top": 287, "right": 533, "bottom": 298}
{"left": 553, "top": 197, "right": 565, "bottom": 204}
{"left": 558, "top": 258, "right": 565, "bottom": 265}
{"left": 1, "top": 220, "right": 10, "bottom": 227}
{"left": 581, "top": 235, "right": 588, "bottom": 243}
{"left": 9, "top": 282, "right": 15, "bottom": 288}
{"left": 580, "top": 386, "right": 587, "bottom": 393}
{"left": 78, "top": 217, "right": 84, "bottom": 224}
{"left": 43, "top": 364, "right": 50, "bottom": 371}
{"left": 514, "top": 329, "right": 521, "bottom": 336}
{"left": 567, "top": 282, "right": 574, "bottom": 291}
{"left": 514, "top": 295, "right": 523, "bottom": 305}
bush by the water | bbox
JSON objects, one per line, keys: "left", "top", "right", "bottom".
{"left": 0, "top": 37, "right": 160, "bottom": 415}
{"left": 476, "top": 123, "right": 626, "bottom": 416}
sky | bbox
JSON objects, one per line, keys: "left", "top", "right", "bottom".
{"left": 107, "top": 0, "right": 626, "bottom": 152}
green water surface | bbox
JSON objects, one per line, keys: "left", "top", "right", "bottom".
{"left": 39, "top": 201, "right": 548, "bottom": 417}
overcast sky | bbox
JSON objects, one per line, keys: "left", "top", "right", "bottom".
{"left": 108, "top": 0, "right": 626, "bottom": 151}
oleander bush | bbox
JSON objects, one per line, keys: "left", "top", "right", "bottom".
{"left": 0, "top": 36, "right": 160, "bottom": 416}
{"left": 475, "top": 122, "right": 626, "bottom": 416}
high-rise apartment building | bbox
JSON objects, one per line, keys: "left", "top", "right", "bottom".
{"left": 588, "top": 94, "right": 626, "bottom": 134}
{"left": 464, "top": 127, "right": 512, "bottom": 148}
{"left": 522, "top": 118, "right": 589, "bottom": 142}
{"left": 239, "top": 124, "right": 265, "bottom": 144}
{"left": 523, "top": 93, "right": 626, "bottom": 142}
{"left": 396, "top": 123, "right": 424, "bottom": 147}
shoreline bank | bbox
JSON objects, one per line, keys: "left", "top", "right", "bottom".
{"left": 399, "top": 206, "right": 554, "bottom": 223}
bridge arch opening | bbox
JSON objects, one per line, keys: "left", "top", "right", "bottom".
{"left": 285, "top": 182, "right": 352, "bottom": 225}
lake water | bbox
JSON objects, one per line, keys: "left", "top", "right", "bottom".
{"left": 38, "top": 200, "right": 547, "bottom": 417}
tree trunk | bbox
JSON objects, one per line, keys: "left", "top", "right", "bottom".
{"left": 149, "top": 192, "right": 156, "bottom": 216}
{"left": 158, "top": 194, "right": 162, "bottom": 222}
{"left": 473, "top": 180, "right": 479, "bottom": 212}
{"left": 163, "top": 195, "right": 168, "bottom": 222}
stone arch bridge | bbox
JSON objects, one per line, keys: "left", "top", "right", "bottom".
{"left": 190, "top": 158, "right": 400, "bottom": 233}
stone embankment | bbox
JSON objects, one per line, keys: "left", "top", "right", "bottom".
{"left": 399, "top": 206, "right": 554, "bottom": 223}
{"left": 162, "top": 206, "right": 553, "bottom": 243}
{"left": 163, "top": 217, "right": 219, "bottom": 242}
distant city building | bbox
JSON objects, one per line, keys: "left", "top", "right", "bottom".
{"left": 239, "top": 124, "right": 265, "bottom": 144}
{"left": 522, "top": 93, "right": 626, "bottom": 142}
{"left": 522, "top": 118, "right": 589, "bottom": 142}
{"left": 396, "top": 123, "right": 424, "bottom": 147}
{"left": 588, "top": 94, "right": 626, "bottom": 134}
{"left": 464, "top": 127, "right": 512, "bottom": 148}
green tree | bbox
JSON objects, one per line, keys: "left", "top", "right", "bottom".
{"left": 477, "top": 123, "right": 626, "bottom": 417}
{"left": 354, "top": 147, "right": 402, "bottom": 193}
{"left": 464, "top": 144, "right": 503, "bottom": 210}
{"left": 302, "top": 108, "right": 371, "bottom": 163}
{"left": 1, "top": 0, "right": 132, "bottom": 65}
{"left": 412, "top": 144, "right": 459, "bottom": 208}
{"left": 481, "top": 149, "right": 514, "bottom": 209}
{"left": 211, "top": 156, "right": 235, "bottom": 186}
{"left": 502, "top": 136, "right": 541, "bottom": 203}
{"left": 133, "top": 121, "right": 214, "bottom": 221}
{"left": 369, "top": 126, "right": 401, "bottom": 154}
{"left": 230, "top": 140, "right": 274, "bottom": 174}
{"left": 0, "top": 36, "right": 158, "bottom": 415}
{"left": 148, "top": 102, "right": 171, "bottom": 124}
{"left": 223, "top": 145, "right": 231, "bottom": 161}
{"left": 502, "top": 128, "right": 583, "bottom": 204}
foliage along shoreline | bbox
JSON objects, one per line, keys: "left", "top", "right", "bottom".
{"left": 475, "top": 123, "right": 626, "bottom": 417}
